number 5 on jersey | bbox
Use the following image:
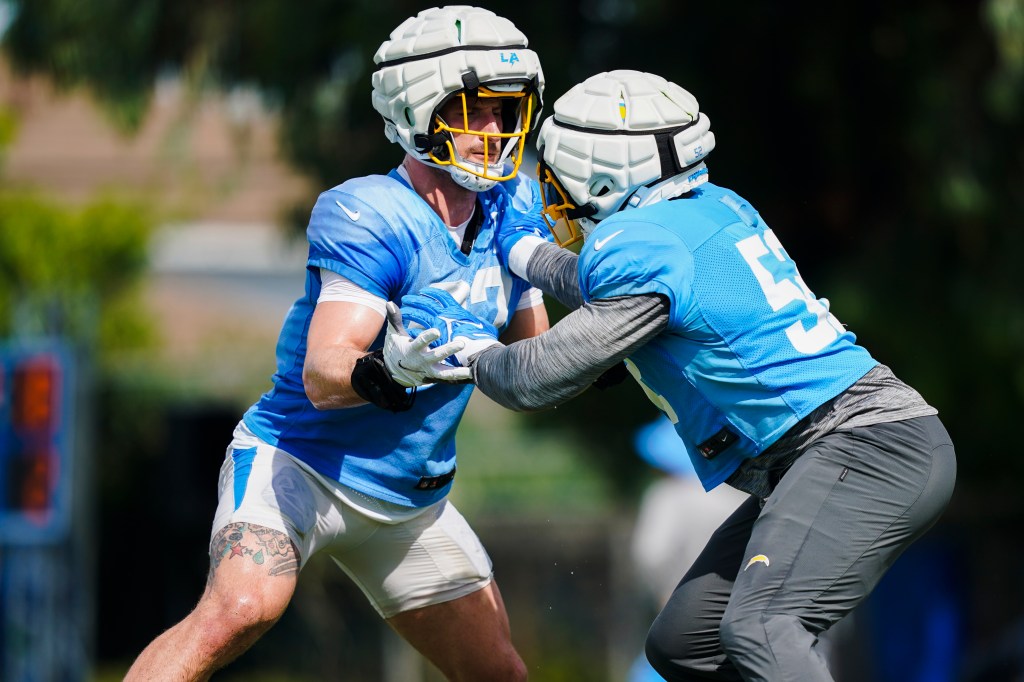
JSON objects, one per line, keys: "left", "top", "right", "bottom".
{"left": 736, "top": 229, "right": 846, "bottom": 355}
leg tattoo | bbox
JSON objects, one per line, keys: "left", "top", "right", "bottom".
{"left": 208, "top": 522, "right": 299, "bottom": 587}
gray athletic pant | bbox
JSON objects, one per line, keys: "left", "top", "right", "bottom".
{"left": 645, "top": 416, "right": 956, "bottom": 681}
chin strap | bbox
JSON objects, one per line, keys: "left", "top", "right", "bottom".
{"left": 448, "top": 164, "right": 500, "bottom": 192}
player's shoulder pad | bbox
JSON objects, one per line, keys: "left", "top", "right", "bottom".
{"left": 686, "top": 182, "right": 763, "bottom": 230}
{"left": 325, "top": 174, "right": 412, "bottom": 219}
{"left": 308, "top": 174, "right": 425, "bottom": 241}
{"left": 578, "top": 216, "right": 686, "bottom": 305}
{"left": 582, "top": 214, "right": 680, "bottom": 261}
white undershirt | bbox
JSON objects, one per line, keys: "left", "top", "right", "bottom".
{"left": 318, "top": 271, "right": 389, "bottom": 316}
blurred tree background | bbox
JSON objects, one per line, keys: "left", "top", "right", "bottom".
{"left": 7, "top": 0, "right": 1023, "bottom": 491}
{"left": 1, "top": 0, "right": 1022, "bottom": 680}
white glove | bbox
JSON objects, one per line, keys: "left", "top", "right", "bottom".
{"left": 446, "top": 327, "right": 503, "bottom": 367}
{"left": 382, "top": 302, "right": 473, "bottom": 386}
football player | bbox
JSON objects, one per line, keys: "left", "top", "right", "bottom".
{"left": 387, "top": 70, "right": 957, "bottom": 681}
{"left": 126, "top": 7, "right": 547, "bottom": 681}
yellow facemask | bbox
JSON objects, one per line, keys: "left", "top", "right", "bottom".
{"left": 536, "top": 160, "right": 595, "bottom": 248}
{"left": 428, "top": 86, "right": 539, "bottom": 184}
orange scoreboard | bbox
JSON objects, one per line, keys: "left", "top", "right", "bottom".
{"left": 0, "top": 341, "right": 74, "bottom": 544}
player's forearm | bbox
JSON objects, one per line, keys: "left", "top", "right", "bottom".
{"left": 470, "top": 294, "right": 670, "bottom": 411}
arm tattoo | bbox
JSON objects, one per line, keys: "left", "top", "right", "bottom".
{"left": 208, "top": 522, "right": 299, "bottom": 586}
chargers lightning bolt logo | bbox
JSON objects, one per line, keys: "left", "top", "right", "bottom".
{"left": 744, "top": 554, "right": 770, "bottom": 571}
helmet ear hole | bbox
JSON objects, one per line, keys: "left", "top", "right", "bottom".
{"left": 403, "top": 108, "right": 416, "bottom": 126}
{"left": 590, "top": 177, "right": 613, "bottom": 197}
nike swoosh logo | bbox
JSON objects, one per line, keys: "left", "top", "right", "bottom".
{"left": 592, "top": 230, "right": 624, "bottom": 251}
{"left": 335, "top": 200, "right": 360, "bottom": 221}
{"left": 439, "top": 315, "right": 484, "bottom": 329}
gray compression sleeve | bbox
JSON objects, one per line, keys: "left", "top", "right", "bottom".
{"left": 471, "top": 293, "right": 670, "bottom": 411}
{"left": 524, "top": 242, "right": 584, "bottom": 310}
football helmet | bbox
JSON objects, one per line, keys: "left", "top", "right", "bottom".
{"left": 536, "top": 70, "right": 715, "bottom": 246}
{"left": 372, "top": 6, "right": 544, "bottom": 191}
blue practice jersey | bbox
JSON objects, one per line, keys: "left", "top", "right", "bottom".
{"left": 578, "top": 182, "right": 877, "bottom": 490}
{"left": 243, "top": 169, "right": 542, "bottom": 507}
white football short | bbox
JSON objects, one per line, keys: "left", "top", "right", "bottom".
{"left": 211, "top": 422, "right": 493, "bottom": 618}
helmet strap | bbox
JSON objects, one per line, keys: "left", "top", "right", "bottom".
{"left": 653, "top": 115, "right": 703, "bottom": 178}
{"left": 565, "top": 203, "right": 598, "bottom": 221}
{"left": 654, "top": 129, "right": 687, "bottom": 178}
{"left": 414, "top": 131, "right": 450, "bottom": 153}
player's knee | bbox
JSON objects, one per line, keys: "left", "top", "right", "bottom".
{"left": 645, "top": 618, "right": 703, "bottom": 680}
{"left": 718, "top": 606, "right": 764, "bottom": 662}
{"left": 196, "top": 585, "right": 290, "bottom": 645}
{"left": 644, "top": 629, "right": 675, "bottom": 679}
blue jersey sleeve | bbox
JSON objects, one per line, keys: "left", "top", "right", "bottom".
{"left": 505, "top": 172, "right": 546, "bottom": 231}
{"left": 306, "top": 188, "right": 407, "bottom": 299}
{"left": 485, "top": 173, "right": 548, "bottom": 303}
{"left": 578, "top": 219, "right": 693, "bottom": 314}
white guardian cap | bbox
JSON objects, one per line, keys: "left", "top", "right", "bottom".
{"left": 372, "top": 6, "right": 544, "bottom": 191}
{"left": 536, "top": 70, "right": 715, "bottom": 246}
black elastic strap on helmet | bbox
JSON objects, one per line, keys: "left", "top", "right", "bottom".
{"left": 414, "top": 131, "right": 450, "bottom": 152}
{"left": 351, "top": 349, "right": 416, "bottom": 412}
{"left": 654, "top": 130, "right": 686, "bottom": 179}
{"left": 565, "top": 203, "right": 599, "bottom": 220}
{"left": 375, "top": 44, "right": 527, "bottom": 71}
{"left": 551, "top": 115, "right": 703, "bottom": 185}
{"left": 461, "top": 71, "right": 481, "bottom": 91}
